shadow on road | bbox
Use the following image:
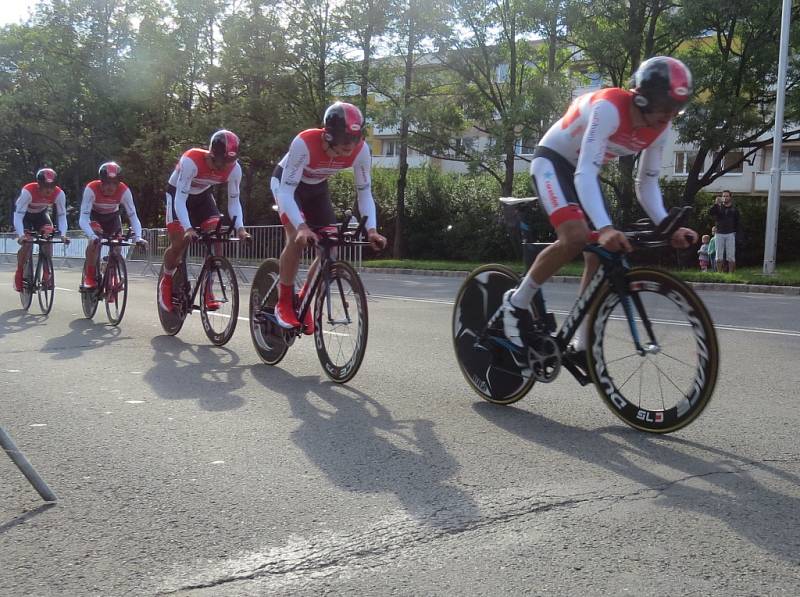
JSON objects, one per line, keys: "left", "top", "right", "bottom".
{"left": 143, "top": 335, "right": 246, "bottom": 412}
{"left": 473, "top": 401, "right": 800, "bottom": 563}
{"left": 40, "top": 318, "right": 127, "bottom": 359}
{"left": 0, "top": 502, "right": 56, "bottom": 536}
{"left": 251, "top": 366, "right": 480, "bottom": 529}
{"left": 0, "top": 309, "right": 49, "bottom": 340}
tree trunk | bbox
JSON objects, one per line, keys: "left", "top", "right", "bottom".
{"left": 393, "top": 15, "right": 416, "bottom": 259}
{"left": 360, "top": 25, "right": 373, "bottom": 117}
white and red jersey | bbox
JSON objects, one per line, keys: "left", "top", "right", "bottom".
{"left": 274, "top": 129, "right": 376, "bottom": 229}
{"left": 536, "top": 87, "right": 671, "bottom": 229}
{"left": 79, "top": 180, "right": 142, "bottom": 238}
{"left": 167, "top": 148, "right": 244, "bottom": 230}
{"left": 13, "top": 182, "right": 68, "bottom": 236}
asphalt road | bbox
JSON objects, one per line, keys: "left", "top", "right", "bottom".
{"left": 1, "top": 263, "right": 799, "bottom": 596}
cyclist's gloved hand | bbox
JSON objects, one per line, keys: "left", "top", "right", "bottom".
{"left": 237, "top": 227, "right": 251, "bottom": 241}
{"left": 597, "top": 226, "right": 632, "bottom": 253}
{"left": 184, "top": 228, "right": 199, "bottom": 242}
{"left": 135, "top": 237, "right": 148, "bottom": 247}
{"left": 90, "top": 234, "right": 100, "bottom": 243}
{"left": 17, "top": 235, "right": 29, "bottom": 245}
{"left": 295, "top": 224, "right": 317, "bottom": 247}
{"left": 367, "top": 228, "right": 387, "bottom": 250}
{"left": 61, "top": 235, "right": 71, "bottom": 245}
{"left": 671, "top": 227, "right": 698, "bottom": 249}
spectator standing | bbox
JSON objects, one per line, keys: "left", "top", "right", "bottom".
{"left": 709, "top": 190, "right": 739, "bottom": 273}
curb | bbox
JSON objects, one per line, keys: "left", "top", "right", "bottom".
{"left": 361, "top": 267, "right": 800, "bottom": 296}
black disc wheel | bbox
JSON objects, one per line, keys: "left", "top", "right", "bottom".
{"left": 585, "top": 268, "right": 719, "bottom": 433}
{"left": 249, "top": 258, "right": 289, "bottom": 365}
{"left": 157, "top": 264, "right": 188, "bottom": 336}
{"left": 200, "top": 256, "right": 239, "bottom": 346}
{"left": 452, "top": 264, "right": 535, "bottom": 405}
{"left": 313, "top": 260, "right": 368, "bottom": 383}
{"left": 104, "top": 255, "right": 128, "bottom": 326}
{"left": 80, "top": 260, "right": 99, "bottom": 319}
{"left": 19, "top": 254, "right": 34, "bottom": 311}
{"left": 36, "top": 254, "right": 55, "bottom": 315}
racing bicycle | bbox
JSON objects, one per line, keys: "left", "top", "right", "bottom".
{"left": 249, "top": 212, "right": 370, "bottom": 383}
{"left": 80, "top": 232, "right": 136, "bottom": 325}
{"left": 157, "top": 217, "right": 240, "bottom": 346}
{"left": 452, "top": 198, "right": 719, "bottom": 433}
{"left": 19, "top": 229, "right": 64, "bottom": 315}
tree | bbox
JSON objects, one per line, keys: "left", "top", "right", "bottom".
{"left": 673, "top": 0, "right": 800, "bottom": 202}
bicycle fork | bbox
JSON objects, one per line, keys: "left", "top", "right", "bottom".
{"left": 610, "top": 272, "right": 660, "bottom": 356}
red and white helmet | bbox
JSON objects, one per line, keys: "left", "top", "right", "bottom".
{"left": 323, "top": 102, "right": 364, "bottom": 145}
{"left": 99, "top": 161, "right": 122, "bottom": 183}
{"left": 633, "top": 56, "right": 693, "bottom": 113}
{"left": 36, "top": 168, "right": 57, "bottom": 186}
{"left": 209, "top": 129, "right": 240, "bottom": 161}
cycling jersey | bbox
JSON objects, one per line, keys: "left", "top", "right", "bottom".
{"left": 274, "top": 129, "right": 376, "bottom": 230}
{"left": 13, "top": 183, "right": 68, "bottom": 237}
{"left": 534, "top": 87, "right": 670, "bottom": 229}
{"left": 167, "top": 148, "right": 244, "bottom": 230}
{"left": 79, "top": 180, "right": 143, "bottom": 239}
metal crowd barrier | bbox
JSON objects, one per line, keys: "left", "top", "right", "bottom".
{"left": 0, "top": 226, "right": 363, "bottom": 283}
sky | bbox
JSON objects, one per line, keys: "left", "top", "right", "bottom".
{"left": 0, "top": 0, "right": 36, "bottom": 26}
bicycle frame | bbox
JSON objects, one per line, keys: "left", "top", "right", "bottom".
{"left": 176, "top": 220, "right": 238, "bottom": 311}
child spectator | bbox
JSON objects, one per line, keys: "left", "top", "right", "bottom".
{"left": 708, "top": 226, "right": 717, "bottom": 272}
{"left": 698, "top": 234, "right": 710, "bottom": 272}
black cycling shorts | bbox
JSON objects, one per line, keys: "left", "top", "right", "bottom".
{"left": 272, "top": 164, "right": 336, "bottom": 228}
{"left": 166, "top": 184, "right": 221, "bottom": 231}
{"left": 22, "top": 211, "right": 54, "bottom": 233}
{"left": 90, "top": 210, "right": 122, "bottom": 236}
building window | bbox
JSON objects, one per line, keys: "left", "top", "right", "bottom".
{"left": 782, "top": 149, "right": 800, "bottom": 172}
{"left": 515, "top": 137, "right": 536, "bottom": 156}
{"left": 714, "top": 151, "right": 744, "bottom": 174}
{"left": 382, "top": 139, "right": 397, "bottom": 157}
{"left": 674, "top": 151, "right": 698, "bottom": 175}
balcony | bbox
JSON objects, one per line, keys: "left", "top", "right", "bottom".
{"left": 753, "top": 171, "right": 800, "bottom": 193}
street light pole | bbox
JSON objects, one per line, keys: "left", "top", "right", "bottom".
{"left": 762, "top": 0, "right": 792, "bottom": 275}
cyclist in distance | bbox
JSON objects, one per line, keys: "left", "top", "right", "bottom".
{"left": 79, "top": 162, "right": 146, "bottom": 289}
{"left": 12, "top": 168, "right": 70, "bottom": 291}
{"left": 502, "top": 56, "right": 699, "bottom": 353}
{"left": 271, "top": 101, "right": 386, "bottom": 333}
{"left": 158, "top": 130, "right": 251, "bottom": 312}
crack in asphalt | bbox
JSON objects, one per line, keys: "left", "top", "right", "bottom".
{"left": 161, "top": 464, "right": 774, "bottom": 595}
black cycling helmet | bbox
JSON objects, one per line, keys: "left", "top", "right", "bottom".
{"left": 98, "top": 161, "right": 122, "bottom": 183}
{"left": 36, "top": 168, "right": 57, "bottom": 186}
{"left": 632, "top": 56, "right": 693, "bottom": 114}
{"left": 323, "top": 102, "right": 365, "bottom": 145}
{"left": 209, "top": 129, "right": 240, "bottom": 161}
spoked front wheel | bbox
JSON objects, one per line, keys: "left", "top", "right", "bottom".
{"left": 36, "top": 254, "right": 55, "bottom": 315}
{"left": 19, "top": 254, "right": 34, "bottom": 311}
{"left": 104, "top": 255, "right": 128, "bottom": 326}
{"left": 157, "top": 264, "right": 188, "bottom": 336}
{"left": 200, "top": 256, "right": 239, "bottom": 346}
{"left": 313, "top": 260, "right": 368, "bottom": 383}
{"left": 249, "top": 258, "right": 290, "bottom": 365}
{"left": 452, "top": 264, "right": 534, "bottom": 405}
{"left": 586, "top": 268, "right": 719, "bottom": 433}
{"left": 80, "top": 260, "right": 99, "bottom": 319}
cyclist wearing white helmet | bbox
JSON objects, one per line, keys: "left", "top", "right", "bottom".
{"left": 270, "top": 101, "right": 386, "bottom": 333}
{"left": 501, "top": 56, "right": 699, "bottom": 353}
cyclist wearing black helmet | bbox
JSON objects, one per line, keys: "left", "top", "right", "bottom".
{"left": 12, "top": 168, "right": 70, "bottom": 292}
{"left": 270, "top": 101, "right": 386, "bottom": 332}
{"left": 79, "top": 161, "right": 146, "bottom": 289}
{"left": 158, "top": 130, "right": 250, "bottom": 312}
{"left": 500, "top": 56, "right": 699, "bottom": 354}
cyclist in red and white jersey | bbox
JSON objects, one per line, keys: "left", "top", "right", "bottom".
{"left": 501, "top": 57, "right": 699, "bottom": 352}
{"left": 158, "top": 130, "right": 250, "bottom": 311}
{"left": 79, "top": 162, "right": 146, "bottom": 288}
{"left": 271, "top": 101, "right": 386, "bottom": 332}
{"left": 12, "top": 168, "right": 70, "bottom": 292}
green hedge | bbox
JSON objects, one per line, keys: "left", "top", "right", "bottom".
{"left": 326, "top": 166, "right": 800, "bottom": 266}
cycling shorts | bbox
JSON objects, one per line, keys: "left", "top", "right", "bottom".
{"left": 530, "top": 146, "right": 589, "bottom": 228}
{"left": 271, "top": 165, "right": 336, "bottom": 229}
{"left": 22, "top": 211, "right": 54, "bottom": 235}
{"left": 89, "top": 210, "right": 122, "bottom": 237}
{"left": 165, "top": 184, "right": 221, "bottom": 233}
